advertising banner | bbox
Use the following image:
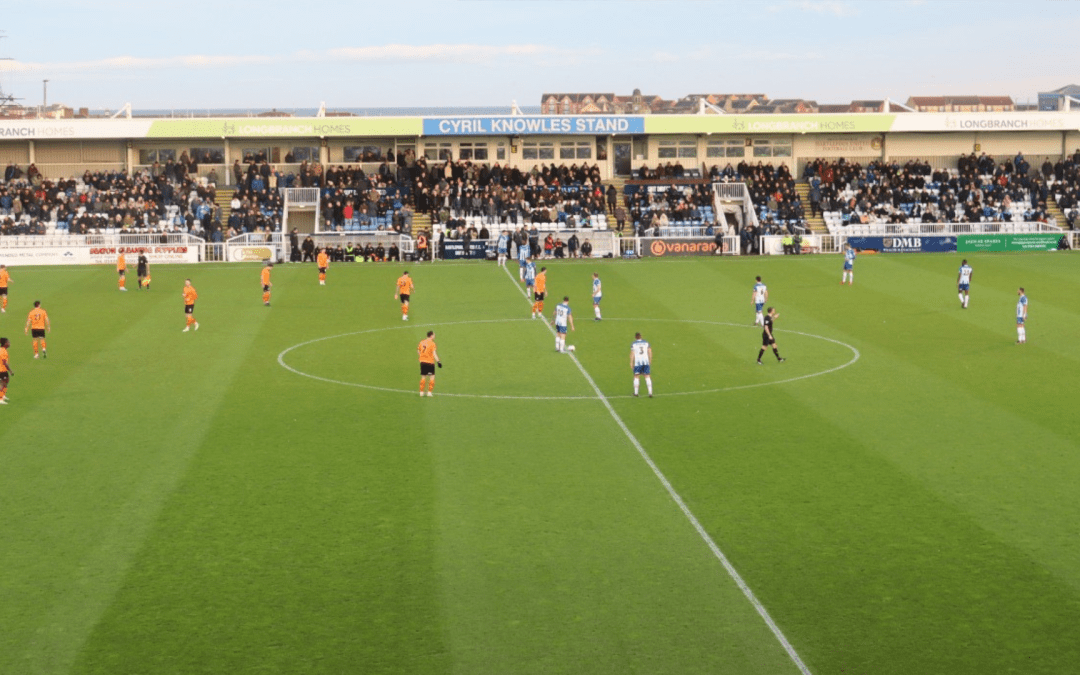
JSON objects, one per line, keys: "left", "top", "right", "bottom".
{"left": 88, "top": 244, "right": 200, "bottom": 264}
{"left": 229, "top": 245, "right": 280, "bottom": 262}
{"left": 958, "top": 233, "right": 1064, "bottom": 252}
{"left": 441, "top": 240, "right": 491, "bottom": 260}
{"left": 0, "top": 247, "right": 89, "bottom": 266}
{"left": 641, "top": 238, "right": 721, "bottom": 257}
{"left": 847, "top": 236, "right": 957, "bottom": 253}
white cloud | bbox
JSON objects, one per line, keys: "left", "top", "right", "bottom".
{"left": 787, "top": 1, "right": 860, "bottom": 17}
{"left": 0, "top": 43, "right": 580, "bottom": 75}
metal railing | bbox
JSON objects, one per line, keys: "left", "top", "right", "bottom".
{"left": 283, "top": 188, "right": 320, "bottom": 205}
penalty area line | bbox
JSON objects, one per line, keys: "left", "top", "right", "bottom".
{"left": 499, "top": 264, "right": 813, "bottom": 675}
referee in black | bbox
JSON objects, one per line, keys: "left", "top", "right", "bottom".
{"left": 757, "top": 307, "right": 785, "bottom": 365}
{"left": 137, "top": 253, "right": 150, "bottom": 290}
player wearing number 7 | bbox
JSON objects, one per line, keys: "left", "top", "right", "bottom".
{"left": 418, "top": 330, "right": 441, "bottom": 397}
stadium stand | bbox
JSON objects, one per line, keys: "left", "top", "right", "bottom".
{"left": 803, "top": 156, "right": 1056, "bottom": 234}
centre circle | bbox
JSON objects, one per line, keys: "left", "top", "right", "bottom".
{"left": 277, "top": 318, "right": 861, "bottom": 400}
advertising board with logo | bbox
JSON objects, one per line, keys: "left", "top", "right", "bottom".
{"left": 642, "top": 238, "right": 721, "bottom": 257}
{"left": 957, "top": 233, "right": 1064, "bottom": 252}
{"left": 229, "top": 245, "right": 280, "bottom": 262}
{"left": 847, "top": 236, "right": 957, "bottom": 253}
{"left": 88, "top": 245, "right": 200, "bottom": 264}
{"left": 441, "top": 240, "right": 491, "bottom": 260}
{"left": 0, "top": 245, "right": 201, "bottom": 266}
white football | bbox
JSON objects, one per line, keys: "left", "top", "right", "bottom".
{"left": 567, "top": 345, "right": 576, "bottom": 352}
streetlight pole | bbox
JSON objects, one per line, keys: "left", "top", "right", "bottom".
{"left": 42, "top": 79, "right": 48, "bottom": 117}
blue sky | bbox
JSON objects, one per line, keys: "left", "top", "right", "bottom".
{"left": 1, "top": 0, "right": 1077, "bottom": 110}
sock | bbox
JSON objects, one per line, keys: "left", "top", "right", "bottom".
{"left": 187, "top": 316, "right": 194, "bottom": 326}
{"left": 773, "top": 347, "right": 782, "bottom": 361}
{"left": 634, "top": 378, "right": 640, "bottom": 395}
{"left": 757, "top": 348, "right": 765, "bottom": 362}
{"left": 41, "top": 339, "right": 46, "bottom": 351}
{"left": 756, "top": 312, "right": 763, "bottom": 325}
{"left": 594, "top": 305, "right": 601, "bottom": 319}
{"left": 33, "top": 342, "right": 38, "bottom": 355}
{"left": 420, "top": 378, "right": 425, "bottom": 392}
{"left": 428, "top": 379, "right": 435, "bottom": 393}
{"left": 538, "top": 301, "right": 544, "bottom": 314}
{"left": 959, "top": 293, "right": 964, "bottom": 303}
{"left": 555, "top": 338, "right": 560, "bottom": 350}
{"left": 849, "top": 273, "right": 853, "bottom": 284}
{"left": 646, "top": 377, "right": 653, "bottom": 395}
{"left": 402, "top": 303, "right": 409, "bottom": 317}
{"left": 319, "top": 273, "right": 326, "bottom": 282}
{"left": 964, "top": 296, "right": 968, "bottom": 307}
{"left": 263, "top": 292, "right": 270, "bottom": 304}
{"left": 2, "top": 297, "right": 6, "bottom": 309}
{"left": 1019, "top": 327, "right": 1026, "bottom": 342}
{"left": 119, "top": 278, "right": 125, "bottom": 289}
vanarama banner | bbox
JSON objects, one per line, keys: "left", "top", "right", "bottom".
{"left": 641, "top": 237, "right": 721, "bottom": 257}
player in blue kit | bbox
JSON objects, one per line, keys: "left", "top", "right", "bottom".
{"left": 842, "top": 244, "right": 855, "bottom": 285}
{"left": 1016, "top": 287, "right": 1028, "bottom": 344}
{"left": 752, "top": 276, "right": 768, "bottom": 326}
{"left": 592, "top": 272, "right": 603, "bottom": 321}
{"left": 517, "top": 236, "right": 530, "bottom": 281}
{"left": 552, "top": 296, "right": 575, "bottom": 353}
{"left": 957, "top": 260, "right": 973, "bottom": 308}
{"left": 496, "top": 231, "right": 509, "bottom": 267}
{"left": 630, "top": 332, "right": 653, "bottom": 398}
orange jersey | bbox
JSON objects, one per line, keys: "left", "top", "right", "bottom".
{"left": 418, "top": 337, "right": 437, "bottom": 364}
{"left": 0, "top": 269, "right": 9, "bottom": 287}
{"left": 0, "top": 346, "right": 9, "bottom": 372}
{"left": 117, "top": 255, "right": 126, "bottom": 271}
{"left": 183, "top": 286, "right": 198, "bottom": 305}
{"left": 396, "top": 275, "right": 414, "bottom": 296}
{"left": 261, "top": 268, "right": 272, "bottom": 286}
{"left": 534, "top": 272, "right": 547, "bottom": 294}
{"left": 26, "top": 307, "right": 49, "bottom": 330}
{"left": 317, "top": 252, "right": 329, "bottom": 267}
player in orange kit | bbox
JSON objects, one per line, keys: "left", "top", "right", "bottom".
{"left": 117, "top": 253, "right": 128, "bottom": 291}
{"left": 24, "top": 300, "right": 50, "bottom": 359}
{"left": 532, "top": 266, "right": 547, "bottom": 318}
{"left": 417, "top": 330, "right": 441, "bottom": 397}
{"left": 317, "top": 248, "right": 329, "bottom": 285}
{"left": 395, "top": 271, "right": 414, "bottom": 321}
{"left": 0, "top": 264, "right": 11, "bottom": 312}
{"left": 0, "top": 336, "right": 12, "bottom": 404}
{"left": 181, "top": 279, "right": 199, "bottom": 332}
{"left": 261, "top": 262, "right": 273, "bottom": 306}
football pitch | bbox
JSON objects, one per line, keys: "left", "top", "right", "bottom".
{"left": 2, "top": 251, "right": 1080, "bottom": 674}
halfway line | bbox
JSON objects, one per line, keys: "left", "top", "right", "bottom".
{"left": 500, "top": 263, "right": 813, "bottom": 675}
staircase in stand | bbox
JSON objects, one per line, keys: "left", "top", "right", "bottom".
{"left": 214, "top": 188, "right": 235, "bottom": 225}
{"left": 1046, "top": 194, "right": 1067, "bottom": 227}
{"left": 794, "top": 181, "right": 827, "bottom": 233}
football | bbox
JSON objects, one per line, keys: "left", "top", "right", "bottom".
{"left": 567, "top": 345, "right": 576, "bottom": 352}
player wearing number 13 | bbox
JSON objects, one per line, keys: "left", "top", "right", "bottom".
{"left": 631, "top": 333, "right": 653, "bottom": 398}
{"left": 957, "top": 260, "right": 973, "bottom": 308}
{"left": 752, "top": 276, "right": 768, "bottom": 326}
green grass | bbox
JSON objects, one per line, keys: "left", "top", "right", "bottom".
{"left": 1, "top": 251, "right": 1079, "bottom": 674}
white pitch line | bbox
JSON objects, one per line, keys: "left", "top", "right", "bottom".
{"left": 501, "top": 264, "right": 813, "bottom": 675}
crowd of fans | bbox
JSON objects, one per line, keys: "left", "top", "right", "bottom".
{"left": 803, "top": 153, "right": 1055, "bottom": 231}
{"left": 625, "top": 182, "right": 718, "bottom": 235}
{"left": 1043, "top": 149, "right": 1080, "bottom": 229}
